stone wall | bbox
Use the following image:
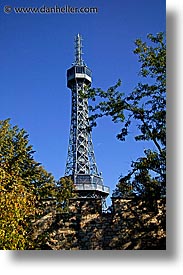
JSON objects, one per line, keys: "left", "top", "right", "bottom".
{"left": 33, "top": 197, "right": 166, "bottom": 250}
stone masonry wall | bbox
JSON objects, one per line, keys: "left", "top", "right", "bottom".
{"left": 34, "top": 197, "right": 166, "bottom": 250}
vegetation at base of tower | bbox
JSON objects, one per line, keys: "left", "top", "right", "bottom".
{"left": 56, "top": 176, "right": 77, "bottom": 212}
{"left": 86, "top": 32, "right": 166, "bottom": 205}
{"left": 0, "top": 119, "right": 75, "bottom": 250}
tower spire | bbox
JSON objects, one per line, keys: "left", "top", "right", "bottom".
{"left": 74, "top": 33, "right": 84, "bottom": 66}
{"left": 65, "top": 34, "right": 110, "bottom": 199}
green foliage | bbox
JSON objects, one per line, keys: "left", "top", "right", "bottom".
{"left": 56, "top": 176, "right": 77, "bottom": 212}
{"left": 87, "top": 33, "right": 166, "bottom": 202}
{"left": 0, "top": 119, "right": 39, "bottom": 249}
{"left": 0, "top": 119, "right": 75, "bottom": 249}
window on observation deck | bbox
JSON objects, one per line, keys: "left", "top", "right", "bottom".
{"left": 76, "top": 66, "right": 84, "bottom": 74}
{"left": 67, "top": 67, "right": 75, "bottom": 77}
{"left": 67, "top": 66, "right": 92, "bottom": 79}
{"left": 85, "top": 68, "right": 92, "bottom": 77}
{"left": 75, "top": 66, "right": 92, "bottom": 77}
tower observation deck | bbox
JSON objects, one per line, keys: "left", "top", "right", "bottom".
{"left": 65, "top": 34, "right": 110, "bottom": 199}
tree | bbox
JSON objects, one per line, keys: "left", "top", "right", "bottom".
{"left": 0, "top": 119, "right": 75, "bottom": 249}
{"left": 56, "top": 176, "right": 77, "bottom": 212}
{"left": 86, "top": 33, "right": 166, "bottom": 202}
{"left": 0, "top": 119, "right": 40, "bottom": 249}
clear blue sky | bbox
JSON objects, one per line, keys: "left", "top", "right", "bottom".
{"left": 0, "top": 0, "right": 165, "bottom": 204}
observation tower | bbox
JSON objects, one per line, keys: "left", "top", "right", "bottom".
{"left": 65, "top": 34, "right": 110, "bottom": 199}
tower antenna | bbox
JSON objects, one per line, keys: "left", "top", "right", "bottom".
{"left": 74, "top": 33, "right": 84, "bottom": 66}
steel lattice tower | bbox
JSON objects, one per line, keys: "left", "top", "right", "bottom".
{"left": 65, "top": 34, "right": 109, "bottom": 199}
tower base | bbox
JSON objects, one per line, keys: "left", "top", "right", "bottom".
{"left": 73, "top": 174, "right": 110, "bottom": 199}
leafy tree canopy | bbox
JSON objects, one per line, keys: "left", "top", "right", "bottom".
{"left": 0, "top": 119, "right": 75, "bottom": 249}
{"left": 85, "top": 32, "right": 166, "bottom": 202}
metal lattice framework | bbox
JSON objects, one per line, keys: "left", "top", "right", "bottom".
{"left": 65, "top": 34, "right": 109, "bottom": 198}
